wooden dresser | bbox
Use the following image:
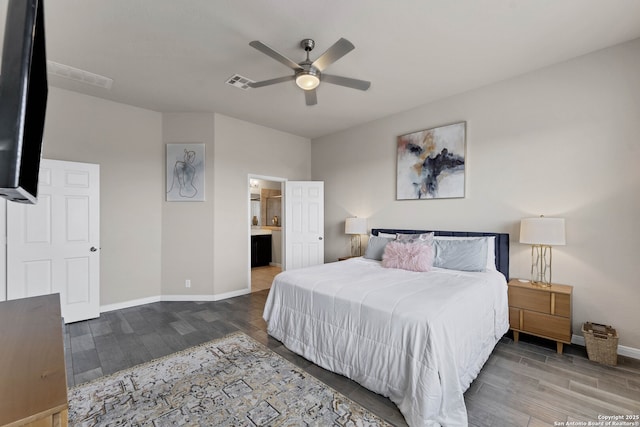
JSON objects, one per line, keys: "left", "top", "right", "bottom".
{"left": 0, "top": 294, "right": 68, "bottom": 427}
{"left": 507, "top": 279, "right": 573, "bottom": 354}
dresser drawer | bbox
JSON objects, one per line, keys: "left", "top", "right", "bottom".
{"left": 508, "top": 286, "right": 551, "bottom": 314}
{"left": 522, "top": 311, "right": 571, "bottom": 342}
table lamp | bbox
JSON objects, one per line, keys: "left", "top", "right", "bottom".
{"left": 345, "top": 217, "right": 367, "bottom": 257}
{"left": 519, "top": 216, "right": 566, "bottom": 286}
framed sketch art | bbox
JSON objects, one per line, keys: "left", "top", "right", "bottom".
{"left": 396, "top": 122, "right": 466, "bottom": 200}
{"left": 166, "top": 143, "right": 205, "bottom": 202}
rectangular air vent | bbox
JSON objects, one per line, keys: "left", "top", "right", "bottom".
{"left": 47, "top": 60, "right": 113, "bottom": 89}
{"left": 226, "top": 74, "right": 254, "bottom": 90}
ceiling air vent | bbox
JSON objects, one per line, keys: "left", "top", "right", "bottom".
{"left": 226, "top": 74, "right": 254, "bottom": 90}
{"left": 47, "top": 60, "right": 113, "bottom": 89}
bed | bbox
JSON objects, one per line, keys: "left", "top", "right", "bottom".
{"left": 263, "top": 229, "right": 510, "bottom": 426}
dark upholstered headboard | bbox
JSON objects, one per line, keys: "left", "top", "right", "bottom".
{"left": 371, "top": 228, "right": 510, "bottom": 280}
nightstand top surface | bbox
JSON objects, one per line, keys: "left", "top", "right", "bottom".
{"left": 508, "top": 279, "right": 573, "bottom": 294}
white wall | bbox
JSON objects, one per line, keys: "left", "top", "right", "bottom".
{"left": 160, "top": 113, "right": 310, "bottom": 298}
{"left": 161, "top": 113, "right": 216, "bottom": 297}
{"left": 31, "top": 96, "right": 310, "bottom": 306}
{"left": 0, "top": 198, "right": 5, "bottom": 301}
{"left": 42, "top": 87, "right": 163, "bottom": 306}
{"left": 312, "top": 39, "right": 640, "bottom": 349}
{"left": 214, "top": 114, "right": 311, "bottom": 295}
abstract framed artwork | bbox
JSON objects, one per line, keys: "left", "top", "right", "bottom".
{"left": 166, "top": 143, "right": 205, "bottom": 202}
{"left": 396, "top": 122, "right": 466, "bottom": 200}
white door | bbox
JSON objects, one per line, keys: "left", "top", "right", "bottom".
{"left": 285, "top": 181, "right": 324, "bottom": 270}
{"left": 7, "top": 159, "right": 100, "bottom": 323}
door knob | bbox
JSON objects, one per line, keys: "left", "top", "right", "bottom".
{"left": 90, "top": 247, "right": 98, "bottom": 252}
{"left": 318, "top": 237, "right": 323, "bottom": 240}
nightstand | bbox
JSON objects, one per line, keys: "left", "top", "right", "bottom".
{"left": 507, "top": 279, "right": 573, "bottom": 354}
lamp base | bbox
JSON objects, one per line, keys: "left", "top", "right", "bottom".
{"left": 531, "top": 280, "right": 552, "bottom": 288}
{"left": 350, "top": 235, "right": 362, "bottom": 257}
{"left": 530, "top": 244, "right": 553, "bottom": 286}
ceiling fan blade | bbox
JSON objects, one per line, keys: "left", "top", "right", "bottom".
{"left": 249, "top": 41, "right": 303, "bottom": 71}
{"left": 321, "top": 74, "right": 371, "bottom": 91}
{"left": 311, "top": 38, "right": 355, "bottom": 72}
{"left": 305, "top": 89, "right": 318, "bottom": 106}
{"left": 248, "top": 75, "right": 295, "bottom": 88}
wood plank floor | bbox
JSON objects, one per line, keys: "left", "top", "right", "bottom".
{"left": 64, "top": 290, "right": 640, "bottom": 426}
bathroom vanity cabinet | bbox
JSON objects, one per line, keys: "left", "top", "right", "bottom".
{"left": 251, "top": 234, "right": 272, "bottom": 267}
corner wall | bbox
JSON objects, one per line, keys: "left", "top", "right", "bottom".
{"left": 311, "top": 39, "right": 640, "bottom": 350}
{"left": 213, "top": 114, "right": 311, "bottom": 296}
{"left": 160, "top": 113, "right": 311, "bottom": 299}
{"left": 36, "top": 94, "right": 311, "bottom": 306}
{"left": 42, "top": 87, "right": 163, "bottom": 305}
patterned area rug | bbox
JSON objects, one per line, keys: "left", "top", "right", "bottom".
{"left": 68, "top": 332, "right": 392, "bottom": 426}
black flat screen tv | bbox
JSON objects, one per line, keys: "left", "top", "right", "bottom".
{"left": 0, "top": 0, "right": 48, "bottom": 204}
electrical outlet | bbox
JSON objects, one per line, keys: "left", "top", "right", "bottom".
{"left": 185, "top": 279, "right": 191, "bottom": 288}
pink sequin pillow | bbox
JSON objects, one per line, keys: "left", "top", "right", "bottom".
{"left": 381, "top": 241, "right": 434, "bottom": 272}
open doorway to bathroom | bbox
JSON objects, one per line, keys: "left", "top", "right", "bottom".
{"left": 248, "top": 175, "right": 284, "bottom": 293}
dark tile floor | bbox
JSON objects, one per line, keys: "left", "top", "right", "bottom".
{"left": 64, "top": 290, "right": 640, "bottom": 427}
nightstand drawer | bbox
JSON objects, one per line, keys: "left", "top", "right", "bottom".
{"left": 508, "top": 287, "right": 551, "bottom": 314}
{"left": 509, "top": 307, "right": 520, "bottom": 330}
{"left": 507, "top": 279, "right": 573, "bottom": 354}
{"left": 555, "top": 293, "right": 571, "bottom": 317}
{"left": 523, "top": 311, "right": 571, "bottom": 342}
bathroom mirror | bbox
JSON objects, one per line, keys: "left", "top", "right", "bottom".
{"left": 266, "top": 196, "right": 281, "bottom": 226}
{"left": 250, "top": 199, "right": 260, "bottom": 225}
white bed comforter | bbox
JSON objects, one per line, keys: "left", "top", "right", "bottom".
{"left": 263, "top": 257, "right": 509, "bottom": 427}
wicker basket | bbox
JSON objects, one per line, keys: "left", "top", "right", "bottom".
{"left": 582, "top": 322, "right": 618, "bottom": 366}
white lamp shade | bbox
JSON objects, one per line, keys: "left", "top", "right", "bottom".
{"left": 345, "top": 217, "right": 367, "bottom": 235}
{"left": 520, "top": 217, "right": 566, "bottom": 246}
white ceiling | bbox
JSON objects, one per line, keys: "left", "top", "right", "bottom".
{"left": 41, "top": 0, "right": 640, "bottom": 139}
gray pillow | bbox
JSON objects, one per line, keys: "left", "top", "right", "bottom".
{"left": 363, "top": 236, "right": 395, "bottom": 261}
{"left": 433, "top": 238, "right": 488, "bottom": 271}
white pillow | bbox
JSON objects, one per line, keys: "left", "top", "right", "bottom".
{"left": 377, "top": 232, "right": 397, "bottom": 239}
{"left": 433, "top": 236, "right": 496, "bottom": 271}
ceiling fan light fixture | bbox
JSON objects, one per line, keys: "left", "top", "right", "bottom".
{"left": 248, "top": 38, "right": 370, "bottom": 105}
{"left": 295, "top": 72, "right": 320, "bottom": 90}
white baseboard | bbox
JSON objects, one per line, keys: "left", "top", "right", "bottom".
{"left": 159, "top": 290, "right": 250, "bottom": 301}
{"left": 572, "top": 334, "right": 640, "bottom": 361}
{"left": 99, "top": 289, "right": 251, "bottom": 313}
{"left": 211, "top": 288, "right": 251, "bottom": 301}
{"left": 269, "top": 262, "right": 282, "bottom": 268}
{"left": 160, "top": 294, "right": 216, "bottom": 302}
{"left": 100, "top": 295, "right": 162, "bottom": 313}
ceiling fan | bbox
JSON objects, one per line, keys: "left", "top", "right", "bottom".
{"left": 248, "top": 38, "right": 371, "bottom": 106}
